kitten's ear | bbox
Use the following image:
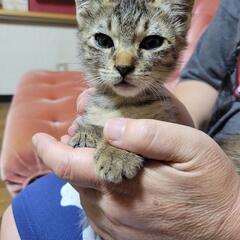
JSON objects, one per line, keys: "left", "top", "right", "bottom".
{"left": 75, "top": 0, "right": 100, "bottom": 26}
{"left": 148, "top": 0, "right": 194, "bottom": 13}
{"left": 75, "top": 0, "right": 115, "bottom": 24}
{"left": 148, "top": 0, "right": 195, "bottom": 34}
{"left": 75, "top": 0, "right": 115, "bottom": 12}
{"left": 75, "top": 0, "right": 98, "bottom": 16}
{"left": 169, "top": 0, "right": 195, "bottom": 23}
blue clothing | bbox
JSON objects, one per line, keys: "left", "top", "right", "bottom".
{"left": 12, "top": 174, "right": 101, "bottom": 240}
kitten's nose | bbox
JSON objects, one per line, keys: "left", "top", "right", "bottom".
{"left": 116, "top": 65, "right": 135, "bottom": 78}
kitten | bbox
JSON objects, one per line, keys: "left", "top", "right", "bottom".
{"left": 69, "top": 0, "right": 195, "bottom": 183}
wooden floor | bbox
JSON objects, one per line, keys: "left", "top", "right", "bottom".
{"left": 0, "top": 103, "right": 11, "bottom": 221}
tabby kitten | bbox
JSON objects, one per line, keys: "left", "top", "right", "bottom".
{"left": 69, "top": 0, "right": 195, "bottom": 183}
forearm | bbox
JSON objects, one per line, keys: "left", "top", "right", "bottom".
{"left": 174, "top": 80, "right": 219, "bottom": 129}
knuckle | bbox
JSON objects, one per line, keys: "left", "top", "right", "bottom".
{"left": 54, "top": 153, "right": 73, "bottom": 181}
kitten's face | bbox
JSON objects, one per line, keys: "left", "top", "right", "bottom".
{"left": 76, "top": 0, "right": 194, "bottom": 97}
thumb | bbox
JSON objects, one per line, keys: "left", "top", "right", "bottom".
{"left": 32, "top": 133, "right": 99, "bottom": 189}
{"left": 104, "top": 118, "right": 213, "bottom": 163}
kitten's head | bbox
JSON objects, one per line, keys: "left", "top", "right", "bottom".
{"left": 75, "top": 0, "right": 194, "bottom": 97}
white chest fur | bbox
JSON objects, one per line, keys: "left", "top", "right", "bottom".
{"left": 84, "top": 96, "right": 177, "bottom": 127}
{"left": 84, "top": 105, "right": 124, "bottom": 127}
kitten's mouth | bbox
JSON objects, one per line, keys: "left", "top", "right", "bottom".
{"left": 114, "top": 79, "right": 135, "bottom": 89}
{"left": 112, "top": 78, "right": 140, "bottom": 97}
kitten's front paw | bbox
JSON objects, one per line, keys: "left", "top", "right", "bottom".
{"left": 95, "top": 144, "right": 144, "bottom": 183}
{"left": 68, "top": 129, "right": 97, "bottom": 148}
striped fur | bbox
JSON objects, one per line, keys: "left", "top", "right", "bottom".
{"left": 70, "top": 0, "right": 195, "bottom": 185}
{"left": 75, "top": 0, "right": 194, "bottom": 98}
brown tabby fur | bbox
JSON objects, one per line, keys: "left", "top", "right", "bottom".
{"left": 69, "top": 0, "right": 196, "bottom": 183}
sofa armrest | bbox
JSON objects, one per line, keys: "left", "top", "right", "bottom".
{"left": 0, "top": 70, "right": 87, "bottom": 196}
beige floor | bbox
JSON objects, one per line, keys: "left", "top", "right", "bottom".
{"left": 0, "top": 103, "right": 11, "bottom": 220}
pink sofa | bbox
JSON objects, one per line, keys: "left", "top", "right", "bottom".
{"left": 1, "top": 71, "right": 87, "bottom": 195}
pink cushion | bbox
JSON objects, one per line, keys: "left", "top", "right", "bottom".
{"left": 0, "top": 71, "right": 87, "bottom": 196}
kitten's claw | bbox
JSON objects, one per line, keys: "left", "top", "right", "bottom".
{"left": 95, "top": 144, "right": 144, "bottom": 183}
{"left": 68, "top": 130, "right": 98, "bottom": 148}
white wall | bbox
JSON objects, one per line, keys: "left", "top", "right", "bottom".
{"left": 0, "top": 23, "right": 80, "bottom": 95}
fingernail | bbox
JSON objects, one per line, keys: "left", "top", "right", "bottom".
{"left": 68, "top": 125, "right": 77, "bottom": 134}
{"left": 32, "top": 135, "right": 38, "bottom": 146}
{"left": 105, "top": 118, "right": 128, "bottom": 141}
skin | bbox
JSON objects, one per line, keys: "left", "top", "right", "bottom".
{"left": 34, "top": 119, "right": 240, "bottom": 240}
{"left": 0, "top": 206, "right": 20, "bottom": 240}
{"left": 1, "top": 81, "right": 240, "bottom": 239}
{"left": 174, "top": 80, "right": 219, "bottom": 129}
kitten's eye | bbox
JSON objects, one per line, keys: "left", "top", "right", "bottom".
{"left": 95, "top": 33, "right": 114, "bottom": 49}
{"left": 139, "top": 35, "right": 164, "bottom": 50}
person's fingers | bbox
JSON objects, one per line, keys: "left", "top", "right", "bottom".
{"left": 104, "top": 118, "right": 216, "bottom": 163}
{"left": 68, "top": 116, "right": 82, "bottom": 136}
{"left": 77, "top": 88, "right": 95, "bottom": 114}
{"left": 32, "top": 133, "right": 100, "bottom": 190}
{"left": 68, "top": 88, "right": 95, "bottom": 137}
{"left": 68, "top": 88, "right": 95, "bottom": 136}
{"left": 61, "top": 135, "right": 70, "bottom": 144}
{"left": 68, "top": 124, "right": 79, "bottom": 136}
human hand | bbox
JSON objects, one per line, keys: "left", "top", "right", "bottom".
{"left": 67, "top": 88, "right": 95, "bottom": 137}
{"left": 33, "top": 119, "right": 240, "bottom": 240}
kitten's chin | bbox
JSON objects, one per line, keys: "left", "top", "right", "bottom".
{"left": 112, "top": 84, "right": 142, "bottom": 98}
